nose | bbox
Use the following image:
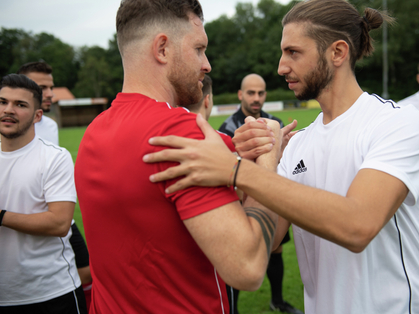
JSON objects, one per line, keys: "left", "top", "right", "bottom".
{"left": 202, "top": 54, "right": 211, "bottom": 73}
{"left": 44, "top": 87, "right": 54, "bottom": 99}
{"left": 3, "top": 102, "right": 14, "bottom": 114}
{"left": 277, "top": 56, "right": 290, "bottom": 77}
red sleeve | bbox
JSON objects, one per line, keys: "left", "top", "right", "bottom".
{"left": 217, "top": 131, "right": 236, "bottom": 152}
{"left": 154, "top": 109, "right": 239, "bottom": 220}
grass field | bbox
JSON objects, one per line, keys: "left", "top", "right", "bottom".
{"left": 59, "top": 108, "right": 321, "bottom": 314}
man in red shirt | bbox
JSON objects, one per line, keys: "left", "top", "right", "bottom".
{"left": 74, "top": 1, "right": 282, "bottom": 313}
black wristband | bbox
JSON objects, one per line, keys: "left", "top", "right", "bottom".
{"left": 0, "top": 210, "right": 6, "bottom": 226}
{"left": 233, "top": 156, "right": 242, "bottom": 190}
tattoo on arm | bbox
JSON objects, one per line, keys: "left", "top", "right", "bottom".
{"left": 244, "top": 207, "right": 276, "bottom": 258}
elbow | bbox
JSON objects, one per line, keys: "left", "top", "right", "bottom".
{"left": 52, "top": 228, "right": 70, "bottom": 238}
{"left": 52, "top": 222, "right": 72, "bottom": 238}
{"left": 344, "top": 226, "right": 378, "bottom": 253}
{"left": 224, "top": 263, "right": 266, "bottom": 291}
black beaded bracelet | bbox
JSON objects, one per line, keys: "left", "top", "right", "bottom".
{"left": 0, "top": 210, "right": 6, "bottom": 226}
{"left": 232, "top": 156, "right": 242, "bottom": 190}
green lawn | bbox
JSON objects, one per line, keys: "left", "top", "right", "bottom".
{"left": 60, "top": 108, "right": 320, "bottom": 314}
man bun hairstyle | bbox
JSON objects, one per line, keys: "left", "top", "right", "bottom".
{"left": 116, "top": 0, "right": 204, "bottom": 55}
{"left": 282, "top": 0, "right": 394, "bottom": 71}
{"left": 0, "top": 74, "right": 43, "bottom": 109}
{"left": 17, "top": 61, "right": 53, "bottom": 75}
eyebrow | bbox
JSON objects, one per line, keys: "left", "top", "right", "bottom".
{"left": 0, "top": 97, "right": 29, "bottom": 105}
{"left": 284, "top": 42, "right": 305, "bottom": 50}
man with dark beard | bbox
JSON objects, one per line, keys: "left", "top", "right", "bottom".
{"left": 74, "top": 1, "right": 285, "bottom": 313}
{"left": 0, "top": 74, "right": 86, "bottom": 313}
{"left": 143, "top": 0, "right": 419, "bottom": 313}
{"left": 219, "top": 74, "right": 283, "bottom": 137}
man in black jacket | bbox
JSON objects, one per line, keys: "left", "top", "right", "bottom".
{"left": 219, "top": 74, "right": 301, "bottom": 314}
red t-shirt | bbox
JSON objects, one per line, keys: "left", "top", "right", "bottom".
{"left": 217, "top": 131, "right": 236, "bottom": 152}
{"left": 75, "top": 93, "right": 238, "bottom": 314}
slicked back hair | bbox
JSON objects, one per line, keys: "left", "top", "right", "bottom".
{"left": 282, "top": 0, "right": 394, "bottom": 71}
{"left": 116, "top": 0, "right": 204, "bottom": 55}
{"left": 17, "top": 62, "right": 53, "bottom": 75}
{"left": 0, "top": 74, "right": 43, "bottom": 110}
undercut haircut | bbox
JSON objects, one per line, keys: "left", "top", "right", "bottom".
{"left": 0, "top": 74, "right": 43, "bottom": 109}
{"left": 202, "top": 74, "right": 212, "bottom": 98}
{"left": 283, "top": 0, "right": 395, "bottom": 71}
{"left": 116, "top": 0, "right": 204, "bottom": 55}
{"left": 17, "top": 61, "right": 53, "bottom": 75}
{"left": 187, "top": 74, "right": 212, "bottom": 112}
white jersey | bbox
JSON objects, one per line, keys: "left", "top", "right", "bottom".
{"left": 35, "top": 115, "right": 59, "bottom": 145}
{"left": 0, "top": 136, "right": 80, "bottom": 306}
{"left": 278, "top": 93, "right": 419, "bottom": 314}
{"left": 398, "top": 91, "right": 419, "bottom": 111}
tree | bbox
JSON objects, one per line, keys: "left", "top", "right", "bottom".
{"left": 73, "top": 46, "right": 112, "bottom": 98}
{"left": 0, "top": 28, "right": 78, "bottom": 90}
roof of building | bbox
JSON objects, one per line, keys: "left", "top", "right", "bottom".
{"left": 52, "top": 87, "right": 75, "bottom": 103}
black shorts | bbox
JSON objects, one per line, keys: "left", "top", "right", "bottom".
{"left": 0, "top": 285, "right": 87, "bottom": 314}
{"left": 70, "top": 223, "right": 90, "bottom": 268}
{"left": 280, "top": 230, "right": 291, "bottom": 245}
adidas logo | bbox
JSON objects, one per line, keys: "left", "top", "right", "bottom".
{"left": 292, "top": 160, "right": 307, "bottom": 175}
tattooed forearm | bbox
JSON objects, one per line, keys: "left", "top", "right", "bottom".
{"left": 244, "top": 207, "right": 276, "bottom": 258}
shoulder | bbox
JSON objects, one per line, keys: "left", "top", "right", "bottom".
{"left": 367, "top": 94, "right": 419, "bottom": 122}
{"left": 216, "top": 131, "right": 236, "bottom": 152}
{"left": 397, "top": 91, "right": 419, "bottom": 110}
{"left": 39, "top": 116, "right": 59, "bottom": 131}
{"left": 218, "top": 109, "right": 244, "bottom": 136}
{"left": 35, "top": 137, "right": 72, "bottom": 162}
{"left": 157, "top": 107, "right": 207, "bottom": 140}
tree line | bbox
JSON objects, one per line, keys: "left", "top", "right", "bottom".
{"left": 1, "top": 0, "right": 418, "bottom": 104}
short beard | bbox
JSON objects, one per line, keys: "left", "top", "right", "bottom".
{"left": 42, "top": 100, "right": 51, "bottom": 113}
{"left": 296, "top": 54, "right": 333, "bottom": 101}
{"left": 0, "top": 115, "right": 34, "bottom": 139}
{"left": 168, "top": 52, "right": 202, "bottom": 106}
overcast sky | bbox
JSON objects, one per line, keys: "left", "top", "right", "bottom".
{"left": 0, "top": 0, "right": 290, "bottom": 49}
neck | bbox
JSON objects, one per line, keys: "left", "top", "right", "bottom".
{"left": 122, "top": 76, "right": 177, "bottom": 106}
{"left": 316, "top": 71, "right": 363, "bottom": 124}
{"left": 1, "top": 131, "right": 35, "bottom": 152}
{"left": 122, "top": 52, "right": 179, "bottom": 106}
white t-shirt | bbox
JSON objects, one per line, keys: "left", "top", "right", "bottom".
{"left": 278, "top": 93, "right": 419, "bottom": 314}
{"left": 398, "top": 91, "right": 419, "bottom": 110}
{"left": 35, "top": 115, "right": 59, "bottom": 145}
{"left": 0, "top": 136, "right": 80, "bottom": 306}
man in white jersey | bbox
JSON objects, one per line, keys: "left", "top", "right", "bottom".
{"left": 0, "top": 74, "right": 87, "bottom": 313}
{"left": 18, "top": 61, "right": 93, "bottom": 309}
{"left": 142, "top": 0, "right": 419, "bottom": 313}
{"left": 398, "top": 63, "right": 419, "bottom": 110}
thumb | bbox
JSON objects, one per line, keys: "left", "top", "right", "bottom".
{"left": 196, "top": 113, "right": 217, "bottom": 140}
{"left": 244, "top": 116, "right": 256, "bottom": 124}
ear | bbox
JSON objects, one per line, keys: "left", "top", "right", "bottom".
{"left": 33, "top": 109, "right": 43, "bottom": 124}
{"left": 416, "top": 73, "right": 419, "bottom": 85}
{"left": 203, "top": 94, "right": 210, "bottom": 109}
{"left": 238, "top": 90, "right": 243, "bottom": 101}
{"left": 330, "top": 40, "right": 349, "bottom": 67}
{"left": 152, "top": 33, "right": 170, "bottom": 64}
